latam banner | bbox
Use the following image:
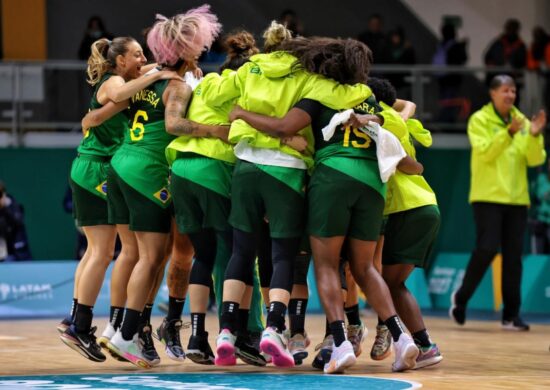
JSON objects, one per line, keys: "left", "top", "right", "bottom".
{"left": 0, "top": 261, "right": 170, "bottom": 318}
{"left": 0, "top": 260, "right": 433, "bottom": 319}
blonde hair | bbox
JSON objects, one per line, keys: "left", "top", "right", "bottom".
{"left": 86, "top": 37, "right": 136, "bottom": 85}
{"left": 262, "top": 21, "right": 292, "bottom": 53}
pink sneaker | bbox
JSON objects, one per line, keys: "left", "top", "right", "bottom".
{"left": 215, "top": 329, "right": 237, "bottom": 366}
{"left": 259, "top": 327, "right": 294, "bottom": 367}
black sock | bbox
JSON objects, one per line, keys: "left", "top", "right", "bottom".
{"left": 325, "top": 318, "right": 331, "bottom": 337}
{"left": 140, "top": 304, "right": 153, "bottom": 326}
{"left": 74, "top": 303, "right": 93, "bottom": 334}
{"left": 412, "top": 329, "right": 432, "bottom": 348}
{"left": 70, "top": 298, "right": 78, "bottom": 321}
{"left": 329, "top": 320, "right": 346, "bottom": 347}
{"left": 220, "top": 301, "right": 240, "bottom": 333}
{"left": 167, "top": 296, "right": 185, "bottom": 321}
{"left": 191, "top": 312, "right": 206, "bottom": 336}
{"left": 384, "top": 315, "right": 405, "bottom": 342}
{"left": 109, "top": 306, "right": 124, "bottom": 330}
{"left": 121, "top": 308, "right": 141, "bottom": 341}
{"left": 345, "top": 304, "right": 361, "bottom": 326}
{"left": 378, "top": 317, "right": 384, "bottom": 326}
{"left": 289, "top": 298, "right": 308, "bottom": 336}
{"left": 238, "top": 309, "right": 250, "bottom": 334}
{"left": 266, "top": 301, "right": 287, "bottom": 332}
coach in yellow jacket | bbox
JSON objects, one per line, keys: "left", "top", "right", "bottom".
{"left": 450, "top": 74, "right": 547, "bottom": 331}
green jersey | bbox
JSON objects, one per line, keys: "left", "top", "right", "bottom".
{"left": 201, "top": 51, "right": 372, "bottom": 168}
{"left": 125, "top": 79, "right": 176, "bottom": 162}
{"left": 78, "top": 73, "right": 126, "bottom": 157}
{"left": 166, "top": 71, "right": 235, "bottom": 165}
{"left": 296, "top": 97, "right": 385, "bottom": 196}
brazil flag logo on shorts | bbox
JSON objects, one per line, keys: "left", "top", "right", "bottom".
{"left": 95, "top": 181, "right": 107, "bottom": 196}
{"left": 154, "top": 187, "right": 171, "bottom": 204}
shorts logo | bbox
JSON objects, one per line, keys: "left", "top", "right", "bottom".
{"left": 154, "top": 187, "right": 171, "bottom": 203}
{"left": 95, "top": 181, "right": 107, "bottom": 195}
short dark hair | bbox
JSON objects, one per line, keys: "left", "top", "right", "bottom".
{"left": 367, "top": 77, "right": 397, "bottom": 107}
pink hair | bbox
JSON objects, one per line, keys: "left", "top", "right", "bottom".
{"left": 147, "top": 4, "right": 222, "bottom": 66}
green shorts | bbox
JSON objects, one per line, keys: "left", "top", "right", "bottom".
{"left": 229, "top": 160, "right": 305, "bottom": 238}
{"left": 109, "top": 167, "right": 172, "bottom": 233}
{"left": 69, "top": 154, "right": 111, "bottom": 226}
{"left": 111, "top": 145, "right": 171, "bottom": 209}
{"left": 307, "top": 163, "right": 384, "bottom": 241}
{"left": 106, "top": 165, "right": 129, "bottom": 225}
{"left": 171, "top": 155, "right": 232, "bottom": 233}
{"left": 382, "top": 205, "right": 440, "bottom": 268}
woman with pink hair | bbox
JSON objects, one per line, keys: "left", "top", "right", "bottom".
{"left": 80, "top": 5, "right": 227, "bottom": 369}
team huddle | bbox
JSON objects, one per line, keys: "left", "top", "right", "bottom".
{"left": 57, "top": 4, "right": 442, "bottom": 375}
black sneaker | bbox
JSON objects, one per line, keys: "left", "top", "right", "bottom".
{"left": 60, "top": 325, "right": 106, "bottom": 362}
{"left": 187, "top": 332, "right": 215, "bottom": 365}
{"left": 449, "top": 291, "right": 466, "bottom": 325}
{"left": 56, "top": 317, "right": 72, "bottom": 334}
{"left": 155, "top": 318, "right": 186, "bottom": 361}
{"left": 235, "top": 332, "right": 267, "bottom": 367}
{"left": 139, "top": 324, "right": 161, "bottom": 365}
{"left": 502, "top": 317, "right": 530, "bottom": 331}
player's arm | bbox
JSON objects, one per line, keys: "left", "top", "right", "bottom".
{"left": 81, "top": 100, "right": 129, "bottom": 133}
{"left": 164, "top": 80, "right": 229, "bottom": 141}
{"left": 397, "top": 155, "right": 424, "bottom": 175}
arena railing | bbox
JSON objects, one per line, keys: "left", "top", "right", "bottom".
{"left": 0, "top": 61, "right": 540, "bottom": 147}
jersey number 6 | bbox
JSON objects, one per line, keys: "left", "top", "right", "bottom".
{"left": 130, "top": 110, "right": 148, "bottom": 141}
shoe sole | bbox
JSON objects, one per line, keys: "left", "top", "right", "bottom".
{"left": 187, "top": 350, "right": 215, "bottom": 365}
{"left": 501, "top": 325, "right": 530, "bottom": 331}
{"left": 59, "top": 334, "right": 105, "bottom": 363}
{"left": 324, "top": 352, "right": 356, "bottom": 374}
{"left": 236, "top": 349, "right": 267, "bottom": 367}
{"left": 98, "top": 337, "right": 128, "bottom": 362}
{"left": 370, "top": 344, "right": 392, "bottom": 361}
{"left": 415, "top": 355, "right": 443, "bottom": 369}
{"left": 449, "top": 291, "right": 466, "bottom": 326}
{"left": 215, "top": 342, "right": 237, "bottom": 366}
{"left": 260, "top": 339, "right": 295, "bottom": 367}
{"left": 56, "top": 324, "right": 69, "bottom": 334}
{"left": 292, "top": 351, "right": 308, "bottom": 363}
{"left": 106, "top": 341, "right": 151, "bottom": 369}
{"left": 392, "top": 343, "right": 419, "bottom": 372}
{"left": 164, "top": 346, "right": 185, "bottom": 362}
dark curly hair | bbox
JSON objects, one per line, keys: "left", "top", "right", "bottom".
{"left": 367, "top": 77, "right": 397, "bottom": 107}
{"left": 281, "top": 36, "right": 372, "bottom": 85}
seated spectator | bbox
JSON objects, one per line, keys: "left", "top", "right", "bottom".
{"left": 433, "top": 22, "right": 469, "bottom": 122}
{"left": 278, "top": 9, "right": 305, "bottom": 37}
{"left": 0, "top": 181, "right": 32, "bottom": 261}
{"left": 78, "top": 16, "right": 113, "bottom": 60}
{"left": 357, "top": 14, "right": 388, "bottom": 63}
{"left": 484, "top": 19, "right": 527, "bottom": 101}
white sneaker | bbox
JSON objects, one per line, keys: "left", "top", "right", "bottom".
{"left": 107, "top": 330, "right": 151, "bottom": 369}
{"left": 260, "top": 327, "right": 295, "bottom": 367}
{"left": 324, "top": 340, "right": 356, "bottom": 374}
{"left": 288, "top": 332, "right": 310, "bottom": 363}
{"left": 392, "top": 333, "right": 419, "bottom": 372}
{"left": 98, "top": 323, "right": 116, "bottom": 346}
{"left": 215, "top": 329, "right": 237, "bottom": 366}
